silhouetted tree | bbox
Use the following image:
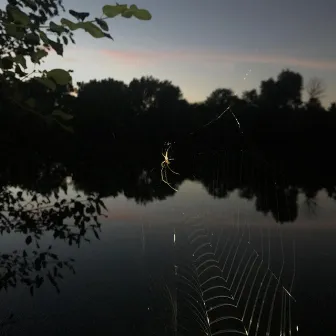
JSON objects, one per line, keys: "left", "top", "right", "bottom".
{"left": 306, "top": 77, "right": 326, "bottom": 101}
{"left": 329, "top": 102, "right": 336, "bottom": 113}
{"left": 242, "top": 89, "right": 259, "bottom": 105}
{"left": 259, "top": 70, "right": 303, "bottom": 109}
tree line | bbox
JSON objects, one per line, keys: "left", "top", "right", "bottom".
{"left": 1, "top": 68, "right": 336, "bottom": 223}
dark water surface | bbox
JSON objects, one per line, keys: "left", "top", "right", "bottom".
{"left": 0, "top": 152, "right": 336, "bottom": 336}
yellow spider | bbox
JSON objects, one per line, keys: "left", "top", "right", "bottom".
{"left": 161, "top": 145, "right": 179, "bottom": 191}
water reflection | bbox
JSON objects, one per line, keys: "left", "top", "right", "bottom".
{"left": 0, "top": 146, "right": 335, "bottom": 335}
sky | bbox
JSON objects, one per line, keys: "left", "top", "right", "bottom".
{"left": 3, "top": 0, "right": 336, "bottom": 105}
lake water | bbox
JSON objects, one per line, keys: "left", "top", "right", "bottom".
{"left": 0, "top": 150, "right": 335, "bottom": 336}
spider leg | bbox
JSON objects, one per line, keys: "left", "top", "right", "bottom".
{"left": 161, "top": 164, "right": 178, "bottom": 192}
{"left": 167, "top": 164, "right": 179, "bottom": 175}
{"left": 161, "top": 165, "right": 165, "bottom": 181}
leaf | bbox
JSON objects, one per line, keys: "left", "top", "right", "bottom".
{"left": 14, "top": 54, "right": 27, "bottom": 69}
{"left": 62, "top": 36, "right": 68, "bottom": 45}
{"left": 25, "top": 236, "right": 32, "bottom": 245}
{"left": 48, "top": 253, "right": 58, "bottom": 260}
{"left": 0, "top": 57, "right": 14, "bottom": 70}
{"left": 31, "top": 49, "right": 48, "bottom": 63}
{"left": 103, "top": 32, "right": 114, "bottom": 40}
{"left": 4, "top": 23, "right": 19, "bottom": 37}
{"left": 9, "top": 7, "right": 31, "bottom": 26}
{"left": 25, "top": 33, "right": 40, "bottom": 44}
{"left": 35, "top": 77, "right": 57, "bottom": 91}
{"left": 59, "top": 124, "right": 74, "bottom": 133}
{"left": 25, "top": 0, "right": 37, "bottom": 10}
{"left": 39, "top": 31, "right": 49, "bottom": 44}
{"left": 133, "top": 9, "right": 152, "bottom": 20}
{"left": 96, "top": 202, "right": 101, "bottom": 215}
{"left": 92, "top": 228, "right": 100, "bottom": 240}
{"left": 98, "top": 199, "right": 107, "bottom": 211}
{"left": 121, "top": 10, "right": 133, "bottom": 18}
{"left": 46, "top": 69, "right": 72, "bottom": 85}
{"left": 95, "top": 18, "right": 109, "bottom": 31}
{"left": 60, "top": 18, "right": 82, "bottom": 31}
{"left": 25, "top": 98, "right": 36, "bottom": 108}
{"left": 82, "top": 22, "right": 105, "bottom": 38}
{"left": 102, "top": 4, "right": 127, "bottom": 18}
{"left": 52, "top": 110, "right": 74, "bottom": 120}
{"left": 47, "top": 272, "right": 60, "bottom": 293}
{"left": 49, "top": 21, "right": 66, "bottom": 34}
{"left": 69, "top": 9, "right": 90, "bottom": 22}
{"left": 34, "top": 257, "right": 41, "bottom": 271}
{"left": 36, "top": 276, "right": 44, "bottom": 288}
{"left": 48, "top": 39, "right": 64, "bottom": 56}
{"left": 15, "top": 64, "right": 26, "bottom": 77}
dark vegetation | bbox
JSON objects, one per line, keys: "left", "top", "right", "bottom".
{"left": 0, "top": 2, "right": 334, "bottom": 335}
{"left": 1, "top": 69, "right": 336, "bottom": 223}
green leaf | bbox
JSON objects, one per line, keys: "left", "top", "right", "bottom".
{"left": 52, "top": 110, "right": 74, "bottom": 120}
{"left": 133, "top": 9, "right": 152, "bottom": 20}
{"left": 48, "top": 39, "right": 64, "bottom": 56}
{"left": 25, "top": 97, "right": 36, "bottom": 108}
{"left": 121, "top": 10, "right": 133, "bottom": 18}
{"left": 8, "top": 7, "right": 31, "bottom": 26}
{"left": 95, "top": 18, "right": 109, "bottom": 31}
{"left": 4, "top": 23, "right": 18, "bottom": 37}
{"left": 14, "top": 54, "right": 27, "bottom": 69}
{"left": 69, "top": 9, "right": 90, "bottom": 22}
{"left": 46, "top": 69, "right": 72, "bottom": 85}
{"left": 31, "top": 49, "right": 48, "bottom": 63}
{"left": 0, "top": 57, "right": 14, "bottom": 70}
{"left": 12, "top": 91, "right": 23, "bottom": 102}
{"left": 39, "top": 31, "right": 49, "bottom": 44}
{"left": 35, "top": 77, "right": 57, "bottom": 91}
{"left": 15, "top": 64, "right": 25, "bottom": 77}
{"left": 103, "top": 32, "right": 114, "bottom": 40}
{"left": 82, "top": 22, "right": 105, "bottom": 38}
{"left": 59, "top": 124, "right": 74, "bottom": 133}
{"left": 62, "top": 36, "right": 68, "bottom": 45}
{"left": 25, "top": 33, "right": 40, "bottom": 45}
{"left": 102, "top": 4, "right": 127, "bottom": 18}
{"left": 49, "top": 21, "right": 66, "bottom": 34}
{"left": 25, "top": 0, "right": 37, "bottom": 11}
{"left": 60, "top": 18, "right": 78, "bottom": 30}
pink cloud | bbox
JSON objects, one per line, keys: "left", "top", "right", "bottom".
{"left": 99, "top": 48, "right": 336, "bottom": 71}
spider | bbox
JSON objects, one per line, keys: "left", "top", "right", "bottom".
{"left": 161, "top": 145, "right": 179, "bottom": 191}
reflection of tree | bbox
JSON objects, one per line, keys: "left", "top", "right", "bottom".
{"left": 1, "top": 64, "right": 336, "bottom": 294}
{"left": 0, "top": 186, "right": 104, "bottom": 294}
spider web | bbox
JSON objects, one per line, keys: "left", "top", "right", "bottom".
{"left": 146, "top": 147, "right": 298, "bottom": 336}
{"left": 172, "top": 216, "right": 296, "bottom": 336}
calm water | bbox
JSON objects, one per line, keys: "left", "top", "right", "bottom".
{"left": 0, "top": 155, "right": 335, "bottom": 335}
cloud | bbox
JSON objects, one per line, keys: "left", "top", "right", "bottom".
{"left": 99, "top": 48, "right": 336, "bottom": 71}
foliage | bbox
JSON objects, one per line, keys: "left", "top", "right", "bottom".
{"left": 0, "top": 186, "right": 106, "bottom": 294}
{"left": 0, "top": 0, "right": 152, "bottom": 129}
{"left": 305, "top": 77, "right": 326, "bottom": 101}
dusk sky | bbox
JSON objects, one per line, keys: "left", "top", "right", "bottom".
{"left": 4, "top": 0, "right": 336, "bottom": 104}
